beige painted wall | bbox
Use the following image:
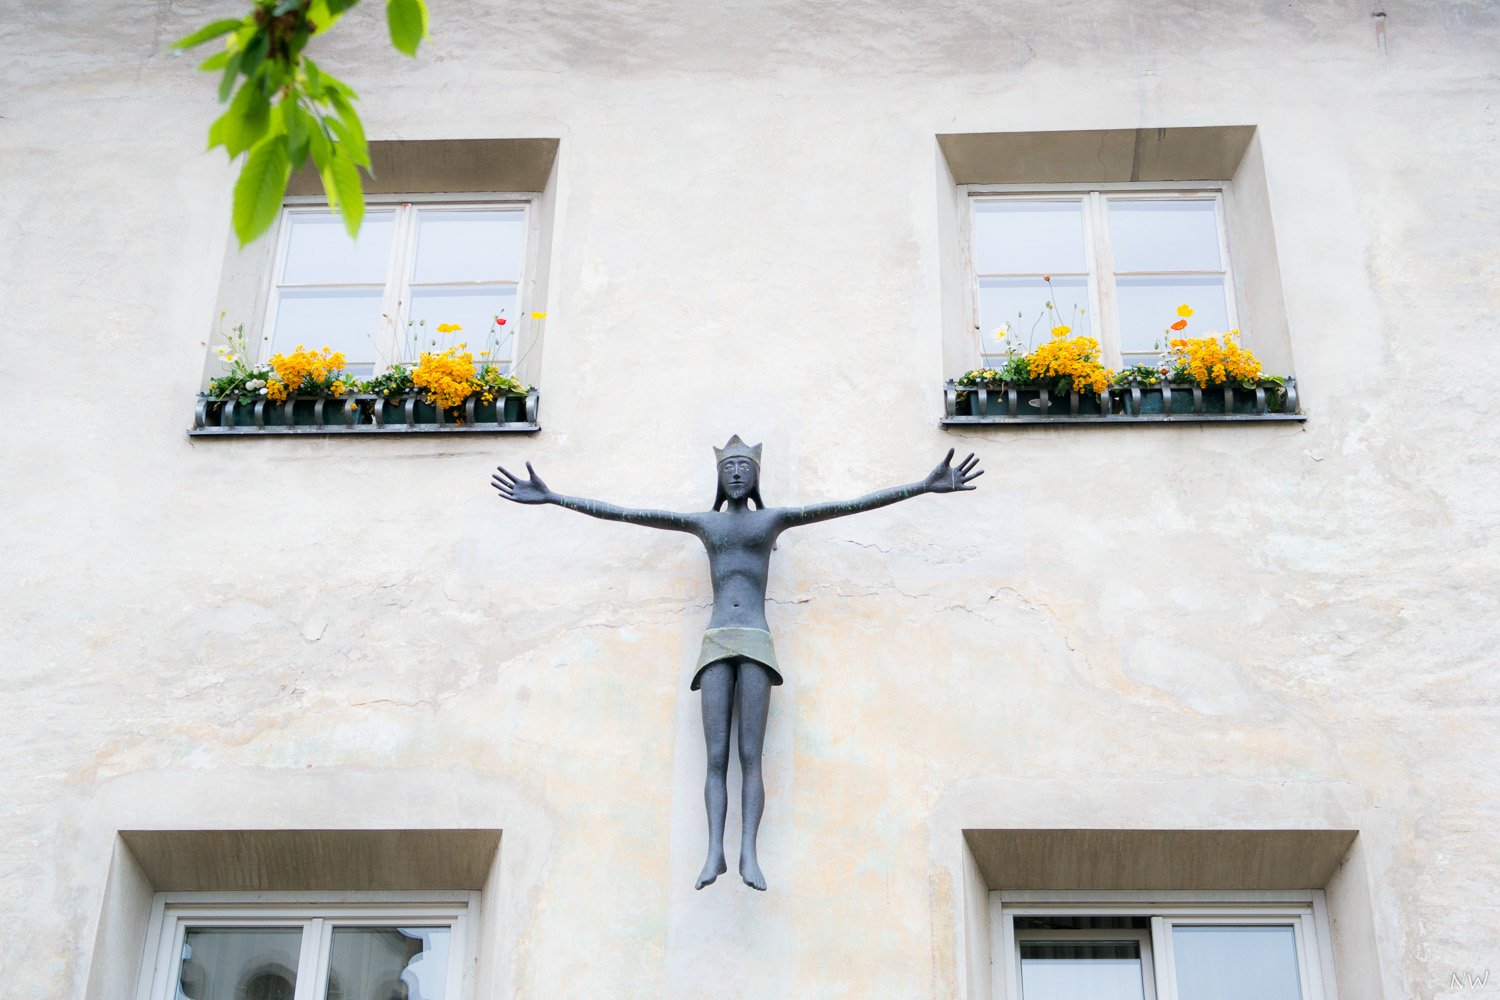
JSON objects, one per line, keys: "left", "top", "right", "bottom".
{"left": 3, "top": 2, "right": 1499, "bottom": 998}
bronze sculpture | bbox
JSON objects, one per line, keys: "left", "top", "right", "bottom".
{"left": 493, "top": 439, "right": 982, "bottom": 890}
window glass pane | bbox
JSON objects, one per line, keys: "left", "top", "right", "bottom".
{"left": 1115, "top": 275, "right": 1230, "bottom": 359}
{"left": 1020, "top": 941, "right": 1146, "bottom": 1000}
{"left": 979, "top": 276, "right": 1091, "bottom": 357}
{"left": 326, "top": 926, "right": 450, "bottom": 1000}
{"left": 1108, "top": 200, "right": 1221, "bottom": 272}
{"left": 269, "top": 288, "right": 385, "bottom": 371}
{"left": 974, "top": 201, "right": 1087, "bottom": 275}
{"left": 178, "top": 927, "right": 302, "bottom": 1000}
{"left": 412, "top": 209, "right": 524, "bottom": 284}
{"left": 405, "top": 287, "right": 516, "bottom": 364}
{"left": 1172, "top": 925, "right": 1302, "bottom": 1000}
{"left": 282, "top": 211, "right": 394, "bottom": 285}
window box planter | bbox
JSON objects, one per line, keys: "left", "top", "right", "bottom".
{"left": 189, "top": 389, "right": 539, "bottom": 436}
{"left": 942, "top": 379, "right": 1301, "bottom": 426}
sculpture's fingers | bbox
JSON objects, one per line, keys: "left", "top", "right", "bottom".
{"left": 958, "top": 453, "right": 978, "bottom": 474}
{"left": 495, "top": 465, "right": 519, "bottom": 484}
{"left": 941, "top": 447, "right": 955, "bottom": 467}
{"left": 963, "top": 469, "right": 985, "bottom": 483}
{"left": 525, "top": 460, "right": 541, "bottom": 482}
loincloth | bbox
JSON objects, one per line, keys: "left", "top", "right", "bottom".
{"left": 691, "top": 627, "right": 784, "bottom": 690}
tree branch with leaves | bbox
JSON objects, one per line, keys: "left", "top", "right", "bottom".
{"left": 175, "top": 0, "right": 430, "bottom": 245}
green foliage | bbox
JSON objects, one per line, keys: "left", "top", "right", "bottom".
{"left": 955, "top": 355, "right": 1032, "bottom": 390}
{"left": 206, "top": 321, "right": 275, "bottom": 403}
{"left": 474, "top": 365, "right": 531, "bottom": 398}
{"left": 359, "top": 364, "right": 416, "bottom": 398}
{"left": 1112, "top": 363, "right": 1167, "bottom": 387}
{"left": 176, "top": 0, "right": 430, "bottom": 245}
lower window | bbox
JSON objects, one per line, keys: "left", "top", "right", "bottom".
{"left": 139, "top": 896, "right": 470, "bottom": 1000}
{"left": 998, "top": 898, "right": 1332, "bottom": 1000}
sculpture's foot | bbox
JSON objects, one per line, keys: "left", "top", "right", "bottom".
{"left": 739, "top": 851, "right": 767, "bottom": 891}
{"left": 696, "top": 854, "right": 728, "bottom": 890}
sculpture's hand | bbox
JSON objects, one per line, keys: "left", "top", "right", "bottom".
{"left": 492, "top": 462, "right": 555, "bottom": 504}
{"left": 923, "top": 448, "right": 983, "bottom": 493}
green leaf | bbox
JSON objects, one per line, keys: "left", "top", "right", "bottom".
{"left": 198, "top": 49, "right": 232, "bottom": 71}
{"left": 233, "top": 136, "right": 292, "bottom": 245}
{"left": 308, "top": 122, "right": 338, "bottom": 210}
{"left": 240, "top": 31, "right": 270, "bottom": 78}
{"left": 324, "top": 114, "right": 370, "bottom": 169}
{"left": 208, "top": 80, "right": 272, "bottom": 156}
{"left": 326, "top": 149, "right": 365, "bottom": 236}
{"left": 284, "top": 100, "right": 312, "bottom": 166}
{"left": 173, "top": 18, "right": 245, "bottom": 49}
{"left": 386, "top": 0, "right": 428, "bottom": 56}
{"left": 272, "top": 0, "right": 305, "bottom": 14}
{"left": 216, "top": 48, "right": 245, "bottom": 102}
{"left": 308, "top": 119, "right": 332, "bottom": 173}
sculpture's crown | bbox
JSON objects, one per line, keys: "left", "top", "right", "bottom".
{"left": 713, "top": 434, "right": 762, "bottom": 466}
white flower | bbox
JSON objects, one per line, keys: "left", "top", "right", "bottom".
{"left": 258, "top": 387, "right": 269, "bottom": 395}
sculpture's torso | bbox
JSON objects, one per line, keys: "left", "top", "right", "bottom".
{"left": 694, "top": 507, "right": 782, "bottom": 630}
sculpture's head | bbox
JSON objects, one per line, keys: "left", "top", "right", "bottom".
{"left": 713, "top": 435, "right": 764, "bottom": 510}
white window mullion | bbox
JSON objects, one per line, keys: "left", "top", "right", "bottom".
{"left": 288, "top": 917, "right": 324, "bottom": 1000}
{"left": 1150, "top": 915, "right": 1175, "bottom": 1000}
{"left": 1214, "top": 192, "right": 1241, "bottom": 335}
{"left": 376, "top": 203, "right": 418, "bottom": 373}
{"left": 1138, "top": 926, "right": 1160, "bottom": 1000}
{"left": 1085, "top": 190, "right": 1118, "bottom": 369}
{"left": 296, "top": 916, "right": 328, "bottom": 1000}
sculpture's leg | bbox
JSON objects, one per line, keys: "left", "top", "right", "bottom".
{"left": 736, "top": 661, "right": 773, "bottom": 891}
{"left": 695, "top": 661, "right": 735, "bottom": 889}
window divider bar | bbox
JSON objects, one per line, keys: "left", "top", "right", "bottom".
{"left": 1151, "top": 915, "right": 1175, "bottom": 1000}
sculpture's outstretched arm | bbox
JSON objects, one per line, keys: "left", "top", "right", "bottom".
{"left": 775, "top": 450, "right": 982, "bottom": 529}
{"left": 493, "top": 463, "right": 700, "bottom": 533}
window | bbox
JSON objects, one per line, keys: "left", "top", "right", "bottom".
{"left": 997, "top": 899, "right": 1333, "bottom": 1000}
{"left": 264, "top": 198, "right": 536, "bottom": 378}
{"left": 967, "top": 186, "right": 1239, "bottom": 370}
{"left": 137, "top": 895, "right": 473, "bottom": 1000}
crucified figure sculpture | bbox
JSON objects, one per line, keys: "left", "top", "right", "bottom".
{"left": 492, "top": 438, "right": 982, "bottom": 891}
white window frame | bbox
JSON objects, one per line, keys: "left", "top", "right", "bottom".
{"left": 259, "top": 192, "right": 544, "bottom": 377}
{"left": 992, "top": 890, "right": 1338, "bottom": 1000}
{"left": 135, "top": 891, "right": 479, "bottom": 1000}
{"left": 962, "top": 182, "right": 1245, "bottom": 371}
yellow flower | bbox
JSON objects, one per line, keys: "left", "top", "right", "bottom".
{"left": 1177, "top": 304, "right": 1194, "bottom": 318}
{"left": 412, "top": 346, "right": 480, "bottom": 408}
{"left": 1051, "top": 325, "right": 1071, "bottom": 337}
{"left": 435, "top": 323, "right": 462, "bottom": 334}
{"left": 530, "top": 312, "right": 547, "bottom": 319}
{"left": 1164, "top": 329, "right": 1264, "bottom": 387}
{"left": 265, "top": 345, "right": 347, "bottom": 397}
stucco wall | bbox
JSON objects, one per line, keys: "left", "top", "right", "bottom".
{"left": 3, "top": 1, "right": 1499, "bottom": 998}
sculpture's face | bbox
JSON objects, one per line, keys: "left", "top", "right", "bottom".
{"left": 719, "top": 458, "right": 758, "bottom": 500}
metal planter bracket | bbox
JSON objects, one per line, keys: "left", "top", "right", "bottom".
{"left": 189, "top": 390, "right": 541, "bottom": 436}
{"left": 941, "top": 379, "right": 1305, "bottom": 427}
